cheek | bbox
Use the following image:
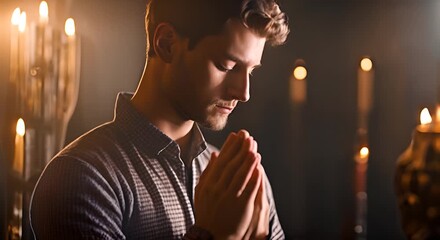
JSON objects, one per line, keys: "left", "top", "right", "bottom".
{"left": 190, "top": 61, "right": 224, "bottom": 96}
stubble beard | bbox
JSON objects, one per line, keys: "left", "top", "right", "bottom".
{"left": 199, "top": 105, "right": 229, "bottom": 131}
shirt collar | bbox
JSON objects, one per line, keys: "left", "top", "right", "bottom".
{"left": 113, "top": 92, "right": 207, "bottom": 160}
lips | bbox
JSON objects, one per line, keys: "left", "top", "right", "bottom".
{"left": 215, "top": 104, "right": 234, "bottom": 114}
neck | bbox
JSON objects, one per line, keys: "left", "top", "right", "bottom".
{"left": 131, "top": 59, "right": 194, "bottom": 152}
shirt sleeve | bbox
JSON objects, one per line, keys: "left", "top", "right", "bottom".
{"left": 30, "top": 156, "right": 125, "bottom": 240}
{"left": 265, "top": 174, "right": 285, "bottom": 240}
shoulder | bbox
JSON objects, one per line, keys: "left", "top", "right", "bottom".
{"left": 30, "top": 154, "right": 127, "bottom": 239}
{"left": 31, "top": 121, "right": 134, "bottom": 221}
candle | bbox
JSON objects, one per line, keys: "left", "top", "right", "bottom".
{"left": 356, "top": 146, "right": 369, "bottom": 164}
{"left": 64, "top": 18, "right": 77, "bottom": 107}
{"left": 358, "top": 57, "right": 374, "bottom": 129}
{"left": 12, "top": 118, "right": 25, "bottom": 176}
{"left": 57, "top": 18, "right": 80, "bottom": 151}
{"left": 39, "top": 1, "right": 49, "bottom": 25}
{"left": 354, "top": 146, "right": 369, "bottom": 237}
{"left": 36, "top": 1, "right": 49, "bottom": 60}
{"left": 18, "top": 12, "right": 26, "bottom": 34}
{"left": 17, "top": 11, "right": 27, "bottom": 113}
{"left": 65, "top": 18, "right": 76, "bottom": 80}
{"left": 417, "top": 108, "right": 433, "bottom": 132}
{"left": 10, "top": 8, "right": 20, "bottom": 84}
{"left": 290, "top": 63, "right": 307, "bottom": 104}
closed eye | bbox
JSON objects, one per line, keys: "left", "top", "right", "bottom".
{"left": 215, "top": 63, "right": 234, "bottom": 72}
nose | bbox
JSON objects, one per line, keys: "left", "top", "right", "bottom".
{"left": 226, "top": 71, "right": 250, "bottom": 102}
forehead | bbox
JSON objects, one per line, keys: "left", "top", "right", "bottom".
{"left": 196, "top": 19, "right": 266, "bottom": 66}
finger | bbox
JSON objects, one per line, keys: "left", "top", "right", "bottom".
{"left": 260, "top": 166, "right": 269, "bottom": 208}
{"left": 218, "top": 138, "right": 255, "bottom": 191}
{"left": 195, "top": 152, "right": 218, "bottom": 200}
{"left": 247, "top": 175, "right": 264, "bottom": 240}
{"left": 244, "top": 206, "right": 259, "bottom": 240}
{"left": 244, "top": 165, "right": 270, "bottom": 240}
{"left": 237, "top": 129, "right": 250, "bottom": 139}
{"left": 237, "top": 153, "right": 261, "bottom": 195}
{"left": 241, "top": 165, "right": 262, "bottom": 201}
{"left": 256, "top": 166, "right": 270, "bottom": 239}
{"left": 252, "top": 138, "right": 258, "bottom": 154}
{"left": 208, "top": 133, "right": 241, "bottom": 181}
{"left": 255, "top": 171, "right": 264, "bottom": 207}
{"left": 211, "top": 132, "right": 253, "bottom": 189}
{"left": 198, "top": 152, "right": 218, "bottom": 185}
{"left": 220, "top": 129, "right": 249, "bottom": 158}
{"left": 234, "top": 156, "right": 262, "bottom": 200}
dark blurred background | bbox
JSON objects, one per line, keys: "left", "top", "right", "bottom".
{"left": 2, "top": 0, "right": 440, "bottom": 239}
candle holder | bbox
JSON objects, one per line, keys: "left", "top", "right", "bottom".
{"left": 6, "top": 4, "right": 81, "bottom": 239}
{"left": 396, "top": 123, "right": 440, "bottom": 239}
{"left": 8, "top": 6, "right": 80, "bottom": 179}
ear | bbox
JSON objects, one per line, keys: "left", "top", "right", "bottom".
{"left": 152, "top": 23, "right": 178, "bottom": 63}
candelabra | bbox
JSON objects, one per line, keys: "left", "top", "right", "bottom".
{"left": 6, "top": 2, "right": 81, "bottom": 239}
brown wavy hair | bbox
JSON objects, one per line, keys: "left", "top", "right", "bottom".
{"left": 145, "top": 0, "right": 290, "bottom": 58}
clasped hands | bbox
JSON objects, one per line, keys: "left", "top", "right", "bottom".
{"left": 194, "top": 130, "right": 269, "bottom": 240}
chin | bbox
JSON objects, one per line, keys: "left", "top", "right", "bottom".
{"left": 200, "top": 115, "right": 228, "bottom": 131}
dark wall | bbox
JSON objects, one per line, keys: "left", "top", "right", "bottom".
{"left": 2, "top": 0, "right": 440, "bottom": 239}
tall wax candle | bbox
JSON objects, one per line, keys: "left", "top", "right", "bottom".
{"left": 10, "top": 8, "right": 20, "bottom": 84}
{"left": 17, "top": 11, "right": 27, "bottom": 113}
{"left": 358, "top": 58, "right": 374, "bottom": 116}
{"left": 12, "top": 118, "right": 25, "bottom": 176}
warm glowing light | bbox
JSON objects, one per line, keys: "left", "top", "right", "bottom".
{"left": 420, "top": 108, "right": 432, "bottom": 125}
{"left": 360, "top": 58, "right": 373, "bottom": 72}
{"left": 360, "top": 147, "right": 369, "bottom": 158}
{"left": 65, "top": 18, "right": 75, "bottom": 36}
{"left": 436, "top": 105, "right": 440, "bottom": 123}
{"left": 16, "top": 118, "right": 25, "bottom": 137}
{"left": 11, "top": 8, "right": 21, "bottom": 26}
{"left": 39, "top": 1, "right": 49, "bottom": 23}
{"left": 293, "top": 66, "right": 307, "bottom": 80}
{"left": 18, "top": 11, "right": 26, "bottom": 33}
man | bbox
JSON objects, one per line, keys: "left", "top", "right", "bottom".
{"left": 30, "top": 0, "right": 289, "bottom": 239}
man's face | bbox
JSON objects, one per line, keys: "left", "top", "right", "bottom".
{"left": 166, "top": 19, "right": 266, "bottom": 130}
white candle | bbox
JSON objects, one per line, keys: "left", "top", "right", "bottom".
{"left": 39, "top": 1, "right": 49, "bottom": 25}
{"left": 358, "top": 57, "right": 374, "bottom": 115}
{"left": 17, "top": 11, "right": 27, "bottom": 112}
{"left": 290, "top": 65, "right": 307, "bottom": 104}
{"left": 13, "top": 118, "right": 26, "bottom": 176}
{"left": 65, "top": 18, "right": 76, "bottom": 81}
{"left": 58, "top": 18, "right": 80, "bottom": 150}
{"left": 37, "top": 1, "right": 49, "bottom": 61}
{"left": 10, "top": 8, "right": 20, "bottom": 84}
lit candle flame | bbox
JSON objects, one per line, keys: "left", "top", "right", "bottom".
{"left": 420, "top": 108, "right": 432, "bottom": 125}
{"left": 11, "top": 8, "right": 21, "bottom": 26}
{"left": 360, "top": 58, "right": 373, "bottom": 72}
{"left": 39, "top": 1, "right": 49, "bottom": 23}
{"left": 360, "top": 147, "right": 369, "bottom": 158}
{"left": 18, "top": 11, "right": 26, "bottom": 33}
{"left": 65, "top": 18, "right": 76, "bottom": 36}
{"left": 16, "top": 118, "right": 25, "bottom": 137}
{"left": 293, "top": 66, "right": 307, "bottom": 80}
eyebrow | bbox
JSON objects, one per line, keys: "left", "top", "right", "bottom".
{"left": 224, "top": 52, "right": 262, "bottom": 69}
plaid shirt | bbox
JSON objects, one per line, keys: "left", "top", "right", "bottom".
{"left": 30, "top": 92, "right": 284, "bottom": 239}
